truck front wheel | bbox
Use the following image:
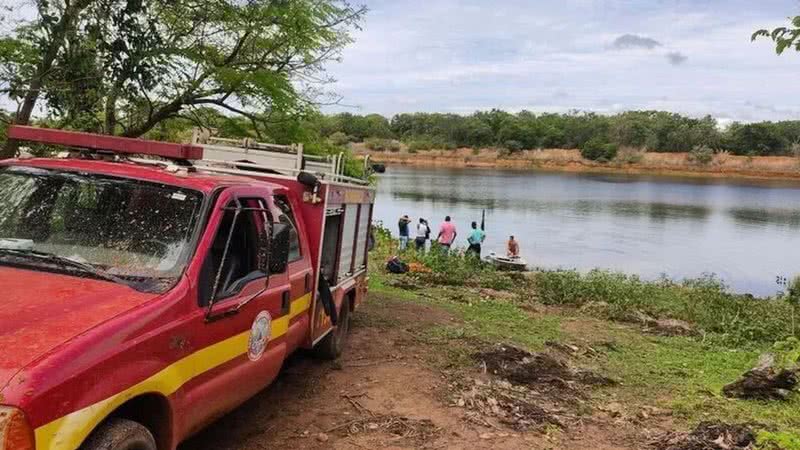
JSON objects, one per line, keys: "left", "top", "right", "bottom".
{"left": 82, "top": 418, "right": 157, "bottom": 450}
{"left": 314, "top": 301, "right": 351, "bottom": 360}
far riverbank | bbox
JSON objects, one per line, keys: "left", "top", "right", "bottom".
{"left": 356, "top": 146, "right": 800, "bottom": 181}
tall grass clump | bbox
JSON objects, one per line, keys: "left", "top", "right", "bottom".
{"left": 688, "top": 145, "right": 715, "bottom": 165}
{"left": 532, "top": 269, "right": 795, "bottom": 346}
{"left": 365, "top": 137, "right": 401, "bottom": 152}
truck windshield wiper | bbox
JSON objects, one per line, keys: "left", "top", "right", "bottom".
{"left": 0, "top": 248, "right": 127, "bottom": 286}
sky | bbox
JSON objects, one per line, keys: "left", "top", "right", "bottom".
{"left": 324, "top": 0, "right": 800, "bottom": 123}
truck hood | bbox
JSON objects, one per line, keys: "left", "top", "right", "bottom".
{"left": 0, "top": 266, "right": 157, "bottom": 393}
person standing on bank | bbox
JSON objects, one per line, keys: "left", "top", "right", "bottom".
{"left": 398, "top": 215, "right": 411, "bottom": 251}
{"left": 467, "top": 221, "right": 486, "bottom": 257}
{"left": 437, "top": 216, "right": 457, "bottom": 253}
{"left": 415, "top": 218, "right": 430, "bottom": 252}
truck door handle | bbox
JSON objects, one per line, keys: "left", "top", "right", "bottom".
{"left": 281, "top": 291, "right": 291, "bottom": 315}
{"left": 304, "top": 273, "right": 312, "bottom": 293}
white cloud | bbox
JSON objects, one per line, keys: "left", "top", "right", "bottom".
{"left": 666, "top": 51, "right": 688, "bottom": 65}
{"left": 612, "top": 34, "right": 662, "bottom": 50}
{"left": 324, "top": 0, "right": 800, "bottom": 122}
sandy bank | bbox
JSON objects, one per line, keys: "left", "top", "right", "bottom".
{"left": 357, "top": 147, "right": 800, "bottom": 181}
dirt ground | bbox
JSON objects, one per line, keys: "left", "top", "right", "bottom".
{"left": 179, "top": 294, "right": 669, "bottom": 450}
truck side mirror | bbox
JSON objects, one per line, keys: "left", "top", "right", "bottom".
{"left": 269, "top": 222, "right": 290, "bottom": 274}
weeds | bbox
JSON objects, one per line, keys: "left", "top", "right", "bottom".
{"left": 757, "top": 430, "right": 800, "bottom": 450}
{"left": 531, "top": 269, "right": 795, "bottom": 347}
{"left": 688, "top": 145, "right": 715, "bottom": 165}
{"left": 365, "top": 137, "right": 401, "bottom": 152}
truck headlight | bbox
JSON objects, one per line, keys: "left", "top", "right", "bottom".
{"left": 0, "top": 406, "right": 34, "bottom": 450}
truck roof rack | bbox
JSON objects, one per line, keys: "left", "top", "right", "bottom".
{"left": 190, "top": 128, "right": 369, "bottom": 186}
{"left": 6, "top": 125, "right": 370, "bottom": 186}
{"left": 8, "top": 126, "right": 203, "bottom": 160}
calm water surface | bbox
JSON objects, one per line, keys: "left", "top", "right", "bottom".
{"left": 374, "top": 166, "right": 800, "bottom": 296}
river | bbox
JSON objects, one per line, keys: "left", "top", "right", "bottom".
{"left": 373, "top": 166, "right": 800, "bottom": 297}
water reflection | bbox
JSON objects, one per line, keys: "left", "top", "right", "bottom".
{"left": 728, "top": 208, "right": 800, "bottom": 229}
{"left": 375, "top": 167, "right": 800, "bottom": 296}
{"left": 608, "top": 202, "right": 710, "bottom": 221}
{"left": 393, "top": 191, "right": 711, "bottom": 222}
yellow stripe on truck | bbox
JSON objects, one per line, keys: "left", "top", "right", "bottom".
{"left": 34, "top": 293, "right": 312, "bottom": 450}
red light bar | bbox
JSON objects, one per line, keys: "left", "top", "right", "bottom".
{"left": 8, "top": 126, "right": 204, "bottom": 160}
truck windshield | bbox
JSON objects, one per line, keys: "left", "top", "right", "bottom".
{"left": 0, "top": 165, "right": 204, "bottom": 293}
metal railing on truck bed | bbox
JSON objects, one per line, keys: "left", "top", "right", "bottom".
{"left": 191, "top": 129, "right": 369, "bottom": 186}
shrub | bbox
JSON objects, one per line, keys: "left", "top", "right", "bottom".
{"left": 615, "top": 147, "right": 644, "bottom": 164}
{"left": 580, "top": 138, "right": 618, "bottom": 162}
{"left": 688, "top": 145, "right": 714, "bottom": 165}
{"left": 328, "top": 131, "right": 351, "bottom": 146}
{"left": 365, "top": 137, "right": 401, "bottom": 152}
{"left": 407, "top": 139, "right": 434, "bottom": 152}
{"left": 531, "top": 269, "right": 795, "bottom": 346}
{"left": 792, "top": 142, "right": 800, "bottom": 158}
{"left": 503, "top": 140, "right": 524, "bottom": 153}
{"left": 440, "top": 141, "right": 457, "bottom": 151}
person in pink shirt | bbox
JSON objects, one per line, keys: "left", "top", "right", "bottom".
{"left": 437, "top": 216, "right": 458, "bottom": 252}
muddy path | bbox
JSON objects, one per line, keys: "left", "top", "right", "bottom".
{"left": 180, "top": 293, "right": 660, "bottom": 450}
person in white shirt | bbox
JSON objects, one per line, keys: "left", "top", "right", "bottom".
{"left": 415, "top": 218, "right": 430, "bottom": 251}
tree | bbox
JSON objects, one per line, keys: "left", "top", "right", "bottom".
{"left": 1, "top": 0, "right": 95, "bottom": 157}
{"left": 753, "top": 15, "right": 800, "bottom": 54}
{"left": 0, "top": 0, "right": 366, "bottom": 158}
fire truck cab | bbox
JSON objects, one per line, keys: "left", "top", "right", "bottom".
{"left": 0, "top": 126, "right": 375, "bottom": 450}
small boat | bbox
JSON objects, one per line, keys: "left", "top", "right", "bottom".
{"left": 484, "top": 252, "right": 528, "bottom": 271}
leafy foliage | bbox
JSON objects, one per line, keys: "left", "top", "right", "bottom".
{"left": 753, "top": 16, "right": 800, "bottom": 54}
{"left": 313, "top": 109, "right": 800, "bottom": 157}
{"left": 0, "top": 0, "right": 366, "bottom": 147}
{"left": 772, "top": 337, "right": 800, "bottom": 369}
{"left": 580, "top": 138, "right": 618, "bottom": 162}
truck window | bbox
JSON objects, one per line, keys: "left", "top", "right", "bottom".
{"left": 0, "top": 166, "right": 203, "bottom": 293}
{"left": 273, "top": 195, "right": 301, "bottom": 262}
{"left": 321, "top": 213, "right": 342, "bottom": 282}
{"left": 202, "top": 198, "right": 266, "bottom": 303}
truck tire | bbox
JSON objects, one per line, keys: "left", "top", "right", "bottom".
{"left": 314, "top": 301, "right": 351, "bottom": 360}
{"left": 81, "top": 418, "right": 157, "bottom": 450}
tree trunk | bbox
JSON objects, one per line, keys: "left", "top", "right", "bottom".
{"left": 121, "top": 101, "right": 184, "bottom": 138}
{"left": 104, "top": 84, "right": 121, "bottom": 135}
{"left": 1, "top": 0, "right": 92, "bottom": 158}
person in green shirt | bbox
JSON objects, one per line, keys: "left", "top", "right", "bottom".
{"left": 466, "top": 221, "right": 485, "bottom": 257}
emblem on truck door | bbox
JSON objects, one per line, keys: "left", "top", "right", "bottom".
{"left": 248, "top": 311, "right": 272, "bottom": 361}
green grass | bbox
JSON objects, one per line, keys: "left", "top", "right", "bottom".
{"left": 531, "top": 269, "right": 797, "bottom": 347}
{"left": 366, "top": 235, "right": 800, "bottom": 441}
{"left": 367, "top": 263, "right": 800, "bottom": 440}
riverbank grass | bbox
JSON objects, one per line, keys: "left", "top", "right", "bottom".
{"left": 369, "top": 235, "right": 800, "bottom": 440}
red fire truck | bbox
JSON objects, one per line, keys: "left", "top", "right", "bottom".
{"left": 0, "top": 126, "right": 375, "bottom": 450}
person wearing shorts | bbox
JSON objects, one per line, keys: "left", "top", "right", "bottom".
{"left": 467, "top": 221, "right": 485, "bottom": 257}
{"left": 437, "top": 216, "right": 457, "bottom": 253}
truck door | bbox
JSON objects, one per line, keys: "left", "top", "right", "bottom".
{"left": 271, "top": 193, "right": 313, "bottom": 352}
{"left": 178, "top": 187, "right": 292, "bottom": 437}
